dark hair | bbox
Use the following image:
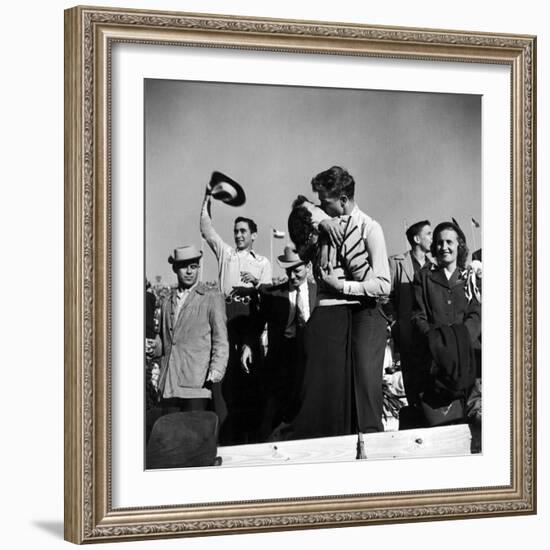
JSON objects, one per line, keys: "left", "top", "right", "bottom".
{"left": 234, "top": 216, "right": 258, "bottom": 234}
{"left": 292, "top": 194, "right": 310, "bottom": 209}
{"left": 431, "top": 221, "right": 469, "bottom": 269}
{"left": 311, "top": 166, "right": 355, "bottom": 199}
{"left": 406, "top": 220, "right": 431, "bottom": 247}
{"left": 288, "top": 203, "right": 314, "bottom": 248}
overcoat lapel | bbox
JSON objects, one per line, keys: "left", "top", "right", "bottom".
{"left": 429, "top": 267, "right": 462, "bottom": 289}
{"left": 170, "top": 284, "right": 205, "bottom": 334}
{"left": 283, "top": 282, "right": 291, "bottom": 322}
{"left": 275, "top": 282, "right": 290, "bottom": 326}
{"left": 402, "top": 251, "right": 415, "bottom": 283}
{"left": 429, "top": 268, "right": 450, "bottom": 289}
{"left": 168, "top": 291, "right": 178, "bottom": 332}
{"left": 307, "top": 281, "right": 317, "bottom": 313}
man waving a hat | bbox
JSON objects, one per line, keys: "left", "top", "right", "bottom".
{"left": 200, "top": 172, "right": 272, "bottom": 297}
{"left": 200, "top": 174, "right": 272, "bottom": 445}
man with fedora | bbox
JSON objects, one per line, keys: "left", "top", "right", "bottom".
{"left": 200, "top": 176, "right": 272, "bottom": 445}
{"left": 243, "top": 245, "right": 316, "bottom": 439}
{"left": 154, "top": 245, "right": 229, "bottom": 416}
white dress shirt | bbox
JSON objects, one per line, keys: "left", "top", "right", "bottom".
{"left": 173, "top": 284, "right": 196, "bottom": 323}
{"left": 200, "top": 200, "right": 272, "bottom": 296}
{"left": 284, "top": 281, "right": 311, "bottom": 338}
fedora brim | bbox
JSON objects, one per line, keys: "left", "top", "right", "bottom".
{"left": 168, "top": 251, "right": 203, "bottom": 264}
{"left": 277, "top": 257, "right": 306, "bottom": 269}
{"left": 208, "top": 171, "right": 246, "bottom": 207}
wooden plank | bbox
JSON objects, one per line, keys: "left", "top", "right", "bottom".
{"left": 218, "top": 424, "right": 472, "bottom": 468}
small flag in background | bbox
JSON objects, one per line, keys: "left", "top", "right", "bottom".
{"left": 272, "top": 228, "right": 286, "bottom": 239}
{"left": 471, "top": 217, "right": 480, "bottom": 228}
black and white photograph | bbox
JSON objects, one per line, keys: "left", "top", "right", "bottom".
{"left": 143, "top": 78, "right": 482, "bottom": 469}
{"left": 57, "top": 2, "right": 539, "bottom": 545}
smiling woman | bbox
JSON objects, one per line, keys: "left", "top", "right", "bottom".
{"left": 411, "top": 221, "right": 481, "bottom": 427}
{"left": 432, "top": 221, "right": 469, "bottom": 272}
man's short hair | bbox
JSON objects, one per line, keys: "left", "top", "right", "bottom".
{"left": 406, "top": 220, "right": 431, "bottom": 247}
{"left": 234, "top": 216, "right": 258, "bottom": 234}
{"left": 311, "top": 166, "right": 355, "bottom": 199}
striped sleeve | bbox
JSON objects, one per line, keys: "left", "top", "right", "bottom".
{"left": 338, "top": 217, "right": 371, "bottom": 282}
{"left": 342, "top": 219, "right": 391, "bottom": 298}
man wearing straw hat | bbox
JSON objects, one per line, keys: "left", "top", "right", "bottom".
{"left": 200, "top": 172, "right": 272, "bottom": 445}
{"left": 154, "top": 245, "right": 229, "bottom": 415}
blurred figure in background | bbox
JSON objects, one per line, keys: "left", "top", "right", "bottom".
{"left": 387, "top": 220, "right": 434, "bottom": 410}
{"left": 145, "top": 279, "right": 160, "bottom": 411}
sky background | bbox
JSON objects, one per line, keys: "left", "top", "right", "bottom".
{"left": 145, "top": 79, "right": 481, "bottom": 284}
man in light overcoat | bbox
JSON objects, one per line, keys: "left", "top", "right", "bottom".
{"left": 156, "top": 245, "right": 229, "bottom": 413}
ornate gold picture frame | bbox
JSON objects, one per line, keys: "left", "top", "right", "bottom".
{"left": 64, "top": 5, "right": 536, "bottom": 544}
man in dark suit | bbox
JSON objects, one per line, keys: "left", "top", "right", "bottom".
{"left": 242, "top": 245, "right": 316, "bottom": 440}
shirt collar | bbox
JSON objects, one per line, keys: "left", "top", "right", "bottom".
{"left": 176, "top": 282, "right": 198, "bottom": 297}
{"left": 235, "top": 248, "right": 257, "bottom": 259}
{"left": 350, "top": 204, "right": 373, "bottom": 225}
{"left": 289, "top": 280, "right": 308, "bottom": 293}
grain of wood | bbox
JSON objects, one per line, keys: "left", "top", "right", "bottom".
{"left": 218, "top": 424, "right": 472, "bottom": 468}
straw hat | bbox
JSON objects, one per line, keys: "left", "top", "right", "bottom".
{"left": 168, "top": 245, "right": 202, "bottom": 265}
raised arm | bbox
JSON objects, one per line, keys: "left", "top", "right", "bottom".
{"left": 200, "top": 190, "right": 228, "bottom": 260}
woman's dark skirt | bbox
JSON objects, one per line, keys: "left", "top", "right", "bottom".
{"left": 284, "top": 304, "right": 354, "bottom": 441}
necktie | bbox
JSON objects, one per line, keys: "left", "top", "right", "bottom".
{"left": 295, "top": 286, "right": 306, "bottom": 328}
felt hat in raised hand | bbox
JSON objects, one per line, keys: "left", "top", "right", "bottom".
{"left": 208, "top": 171, "right": 246, "bottom": 207}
